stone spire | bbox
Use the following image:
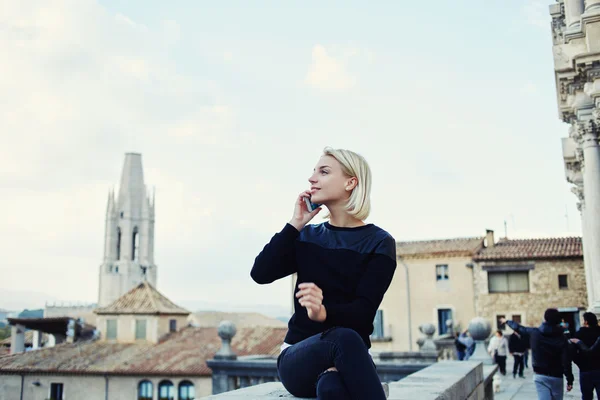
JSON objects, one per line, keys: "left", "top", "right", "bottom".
{"left": 98, "top": 153, "right": 157, "bottom": 307}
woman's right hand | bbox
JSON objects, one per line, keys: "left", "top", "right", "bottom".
{"left": 289, "top": 190, "right": 322, "bottom": 231}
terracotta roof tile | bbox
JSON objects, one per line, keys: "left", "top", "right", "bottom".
{"left": 0, "top": 326, "right": 286, "bottom": 376}
{"left": 474, "top": 237, "right": 582, "bottom": 261}
{"left": 397, "top": 237, "right": 484, "bottom": 258}
{"left": 95, "top": 282, "right": 190, "bottom": 316}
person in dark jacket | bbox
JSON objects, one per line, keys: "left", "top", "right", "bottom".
{"left": 500, "top": 309, "right": 574, "bottom": 400}
{"left": 509, "top": 330, "right": 528, "bottom": 378}
{"left": 454, "top": 331, "right": 467, "bottom": 360}
{"left": 571, "top": 312, "right": 600, "bottom": 400}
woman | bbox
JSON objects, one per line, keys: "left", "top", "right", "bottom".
{"left": 488, "top": 330, "right": 509, "bottom": 376}
{"left": 251, "top": 147, "right": 396, "bottom": 399}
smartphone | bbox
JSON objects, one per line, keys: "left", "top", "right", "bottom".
{"left": 304, "top": 196, "right": 322, "bottom": 212}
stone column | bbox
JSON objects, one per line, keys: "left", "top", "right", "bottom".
{"left": 10, "top": 324, "right": 25, "bottom": 354}
{"left": 578, "top": 114, "right": 600, "bottom": 314}
{"left": 565, "top": 0, "right": 584, "bottom": 28}
{"left": 575, "top": 187, "right": 596, "bottom": 308}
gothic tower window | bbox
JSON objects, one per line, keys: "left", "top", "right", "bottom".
{"left": 132, "top": 227, "right": 139, "bottom": 261}
{"left": 116, "top": 228, "right": 122, "bottom": 261}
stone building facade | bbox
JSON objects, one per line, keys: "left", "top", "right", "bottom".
{"left": 549, "top": 0, "right": 600, "bottom": 315}
{"left": 367, "top": 231, "right": 587, "bottom": 352}
{"left": 473, "top": 237, "right": 586, "bottom": 333}
{"left": 370, "top": 233, "right": 487, "bottom": 352}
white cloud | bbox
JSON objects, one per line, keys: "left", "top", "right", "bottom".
{"left": 304, "top": 44, "right": 356, "bottom": 91}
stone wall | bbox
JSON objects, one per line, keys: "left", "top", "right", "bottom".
{"left": 474, "top": 259, "right": 587, "bottom": 328}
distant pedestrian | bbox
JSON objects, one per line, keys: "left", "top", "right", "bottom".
{"left": 570, "top": 312, "right": 600, "bottom": 400}
{"left": 454, "top": 331, "right": 467, "bottom": 361}
{"left": 509, "top": 330, "right": 527, "bottom": 378}
{"left": 488, "top": 330, "right": 509, "bottom": 376}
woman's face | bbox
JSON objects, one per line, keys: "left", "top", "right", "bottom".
{"left": 307, "top": 155, "right": 356, "bottom": 205}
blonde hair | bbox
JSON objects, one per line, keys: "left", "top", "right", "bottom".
{"left": 322, "top": 146, "right": 372, "bottom": 220}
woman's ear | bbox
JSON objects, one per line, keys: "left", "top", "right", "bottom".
{"left": 345, "top": 177, "right": 358, "bottom": 191}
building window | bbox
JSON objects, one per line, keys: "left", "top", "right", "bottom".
{"left": 49, "top": 383, "right": 64, "bottom": 400}
{"left": 436, "top": 265, "right": 449, "bottom": 281}
{"left": 178, "top": 381, "right": 195, "bottom": 400}
{"left": 496, "top": 314, "right": 506, "bottom": 330}
{"left": 169, "top": 319, "right": 177, "bottom": 333}
{"left": 158, "top": 380, "right": 175, "bottom": 400}
{"left": 488, "top": 271, "right": 529, "bottom": 293}
{"left": 372, "top": 310, "right": 384, "bottom": 339}
{"left": 132, "top": 227, "right": 139, "bottom": 261}
{"left": 512, "top": 314, "right": 522, "bottom": 324}
{"left": 558, "top": 274, "right": 568, "bottom": 289}
{"left": 106, "top": 319, "right": 117, "bottom": 340}
{"left": 138, "top": 380, "right": 153, "bottom": 400}
{"left": 437, "top": 308, "right": 453, "bottom": 335}
{"left": 135, "top": 319, "right": 147, "bottom": 340}
{"left": 116, "top": 227, "right": 122, "bottom": 261}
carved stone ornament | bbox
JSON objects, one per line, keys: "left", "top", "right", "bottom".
{"left": 571, "top": 184, "right": 584, "bottom": 202}
{"left": 578, "top": 118, "right": 600, "bottom": 146}
{"left": 552, "top": 3, "right": 566, "bottom": 45}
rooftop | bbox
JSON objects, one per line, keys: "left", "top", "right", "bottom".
{"left": 95, "top": 281, "right": 190, "bottom": 316}
{"left": 0, "top": 325, "right": 286, "bottom": 376}
{"left": 474, "top": 237, "right": 582, "bottom": 261}
{"left": 397, "top": 237, "right": 484, "bottom": 258}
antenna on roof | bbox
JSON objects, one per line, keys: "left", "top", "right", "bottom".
{"left": 504, "top": 219, "right": 508, "bottom": 239}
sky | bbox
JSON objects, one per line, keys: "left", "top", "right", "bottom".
{"left": 0, "top": 0, "right": 582, "bottom": 315}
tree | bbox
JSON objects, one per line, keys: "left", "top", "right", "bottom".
{"left": 0, "top": 326, "right": 10, "bottom": 341}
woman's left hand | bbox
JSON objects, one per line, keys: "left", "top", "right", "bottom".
{"left": 296, "top": 282, "right": 326, "bottom": 322}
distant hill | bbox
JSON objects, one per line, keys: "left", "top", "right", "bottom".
{"left": 18, "top": 309, "right": 44, "bottom": 319}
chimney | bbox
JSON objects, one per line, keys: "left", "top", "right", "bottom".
{"left": 485, "top": 230, "right": 495, "bottom": 248}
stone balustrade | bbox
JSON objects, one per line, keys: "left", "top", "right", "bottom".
{"left": 202, "top": 361, "right": 498, "bottom": 399}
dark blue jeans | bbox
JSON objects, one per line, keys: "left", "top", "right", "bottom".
{"left": 580, "top": 370, "right": 600, "bottom": 400}
{"left": 277, "top": 327, "right": 386, "bottom": 399}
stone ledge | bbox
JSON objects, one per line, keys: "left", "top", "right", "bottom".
{"left": 202, "top": 361, "right": 495, "bottom": 399}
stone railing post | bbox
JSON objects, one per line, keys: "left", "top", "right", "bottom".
{"left": 211, "top": 321, "right": 238, "bottom": 395}
{"left": 467, "top": 317, "right": 493, "bottom": 365}
{"left": 416, "top": 323, "right": 437, "bottom": 352}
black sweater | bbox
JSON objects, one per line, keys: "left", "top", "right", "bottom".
{"left": 251, "top": 222, "right": 396, "bottom": 348}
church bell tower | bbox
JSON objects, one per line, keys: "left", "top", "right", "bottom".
{"left": 98, "top": 153, "right": 157, "bottom": 307}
